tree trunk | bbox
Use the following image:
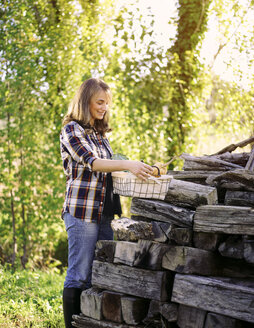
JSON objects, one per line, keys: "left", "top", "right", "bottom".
{"left": 166, "top": 0, "right": 212, "bottom": 157}
{"left": 8, "top": 112, "right": 17, "bottom": 269}
{"left": 19, "top": 105, "right": 28, "bottom": 269}
{"left": 10, "top": 190, "right": 17, "bottom": 269}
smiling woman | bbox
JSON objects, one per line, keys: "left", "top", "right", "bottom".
{"left": 89, "top": 90, "right": 110, "bottom": 125}
{"left": 60, "top": 77, "right": 153, "bottom": 328}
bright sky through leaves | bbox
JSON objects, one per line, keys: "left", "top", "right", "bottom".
{"left": 117, "top": 0, "right": 254, "bottom": 88}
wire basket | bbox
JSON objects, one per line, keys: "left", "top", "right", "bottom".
{"left": 112, "top": 171, "right": 172, "bottom": 200}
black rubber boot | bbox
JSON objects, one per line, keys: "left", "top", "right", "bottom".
{"left": 63, "top": 287, "right": 82, "bottom": 328}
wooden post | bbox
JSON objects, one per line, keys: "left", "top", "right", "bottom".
{"left": 204, "top": 313, "right": 241, "bottom": 328}
{"left": 80, "top": 287, "right": 104, "bottom": 321}
{"left": 180, "top": 153, "right": 244, "bottom": 171}
{"left": 177, "top": 304, "right": 206, "bottom": 328}
{"left": 218, "top": 235, "right": 244, "bottom": 260}
{"left": 92, "top": 260, "right": 172, "bottom": 302}
{"left": 165, "top": 178, "right": 218, "bottom": 208}
{"left": 206, "top": 169, "right": 254, "bottom": 192}
{"left": 193, "top": 232, "right": 223, "bottom": 251}
{"left": 169, "top": 227, "right": 193, "bottom": 246}
{"left": 95, "top": 240, "right": 116, "bottom": 263}
{"left": 194, "top": 205, "right": 254, "bottom": 235}
{"left": 143, "top": 300, "right": 178, "bottom": 324}
{"left": 111, "top": 217, "right": 154, "bottom": 242}
{"left": 72, "top": 314, "right": 145, "bottom": 327}
{"left": 245, "top": 146, "right": 254, "bottom": 171}
{"left": 244, "top": 236, "right": 254, "bottom": 264}
{"left": 161, "top": 303, "right": 178, "bottom": 322}
{"left": 121, "top": 296, "right": 150, "bottom": 325}
{"left": 172, "top": 274, "right": 254, "bottom": 323}
{"left": 162, "top": 246, "right": 219, "bottom": 276}
{"left": 131, "top": 198, "right": 194, "bottom": 227}
{"left": 114, "top": 239, "right": 170, "bottom": 270}
{"left": 167, "top": 170, "right": 222, "bottom": 185}
{"left": 225, "top": 190, "right": 254, "bottom": 207}
{"left": 102, "top": 291, "right": 123, "bottom": 323}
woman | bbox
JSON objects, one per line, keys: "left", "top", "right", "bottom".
{"left": 60, "top": 78, "right": 153, "bottom": 327}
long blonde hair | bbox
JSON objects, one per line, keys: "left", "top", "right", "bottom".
{"left": 62, "top": 78, "right": 112, "bottom": 135}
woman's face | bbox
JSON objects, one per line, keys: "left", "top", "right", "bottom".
{"left": 89, "top": 89, "right": 109, "bottom": 126}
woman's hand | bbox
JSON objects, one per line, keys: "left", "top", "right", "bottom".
{"left": 92, "top": 158, "right": 153, "bottom": 180}
{"left": 127, "top": 161, "right": 154, "bottom": 181}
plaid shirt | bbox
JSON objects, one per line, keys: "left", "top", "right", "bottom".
{"left": 60, "top": 121, "right": 113, "bottom": 222}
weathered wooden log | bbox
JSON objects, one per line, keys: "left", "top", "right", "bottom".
{"left": 134, "top": 241, "right": 170, "bottom": 270}
{"left": 92, "top": 260, "right": 172, "bottom": 301}
{"left": 181, "top": 153, "right": 244, "bottom": 171}
{"left": 131, "top": 198, "right": 194, "bottom": 227}
{"left": 111, "top": 217, "right": 154, "bottom": 242}
{"left": 167, "top": 170, "right": 222, "bottom": 185}
{"left": 80, "top": 287, "right": 104, "bottom": 320}
{"left": 120, "top": 296, "right": 149, "bottom": 325}
{"left": 212, "top": 136, "right": 254, "bottom": 155}
{"left": 131, "top": 215, "right": 192, "bottom": 245}
{"left": 245, "top": 146, "right": 254, "bottom": 171}
{"left": 218, "top": 235, "right": 244, "bottom": 259}
{"left": 130, "top": 215, "right": 173, "bottom": 243}
{"left": 219, "top": 181, "right": 253, "bottom": 191}
{"left": 114, "top": 240, "right": 170, "bottom": 270}
{"left": 206, "top": 169, "right": 254, "bottom": 192}
{"left": 220, "top": 257, "right": 254, "bottom": 279}
{"left": 72, "top": 314, "right": 145, "bottom": 327}
{"left": 102, "top": 291, "right": 123, "bottom": 323}
{"left": 193, "top": 232, "right": 223, "bottom": 251}
{"left": 204, "top": 313, "right": 248, "bottom": 328}
{"left": 172, "top": 274, "right": 254, "bottom": 323}
{"left": 143, "top": 300, "right": 178, "bottom": 324}
{"left": 183, "top": 161, "right": 231, "bottom": 171}
{"left": 160, "top": 303, "right": 178, "bottom": 322}
{"left": 162, "top": 246, "right": 219, "bottom": 276}
{"left": 194, "top": 205, "right": 254, "bottom": 235}
{"left": 151, "top": 220, "right": 173, "bottom": 243}
{"left": 142, "top": 300, "right": 162, "bottom": 325}
{"left": 169, "top": 227, "right": 193, "bottom": 246}
{"left": 95, "top": 240, "right": 116, "bottom": 263}
{"left": 225, "top": 191, "right": 254, "bottom": 207}
{"left": 165, "top": 178, "right": 218, "bottom": 208}
{"left": 217, "top": 152, "right": 250, "bottom": 165}
{"left": 177, "top": 304, "right": 206, "bottom": 328}
{"left": 243, "top": 236, "right": 254, "bottom": 264}
{"left": 113, "top": 241, "right": 140, "bottom": 267}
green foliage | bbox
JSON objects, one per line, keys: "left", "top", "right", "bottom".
{"left": 102, "top": 6, "right": 180, "bottom": 163}
{"left": 0, "top": 0, "right": 110, "bottom": 268}
{"left": 165, "top": 0, "right": 212, "bottom": 156}
{"left": 190, "top": 74, "right": 254, "bottom": 155}
{"left": 102, "top": 0, "right": 212, "bottom": 162}
{"left": 0, "top": 266, "right": 65, "bottom": 327}
{"left": 207, "top": 77, "right": 254, "bottom": 134}
{"left": 190, "top": 0, "right": 254, "bottom": 155}
{"left": 0, "top": 0, "right": 253, "bottom": 268}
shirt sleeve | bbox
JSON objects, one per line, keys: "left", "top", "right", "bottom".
{"left": 60, "top": 122, "right": 98, "bottom": 171}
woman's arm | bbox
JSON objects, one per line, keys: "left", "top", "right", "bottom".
{"left": 92, "top": 158, "right": 154, "bottom": 181}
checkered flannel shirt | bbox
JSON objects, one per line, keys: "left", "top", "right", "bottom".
{"left": 60, "top": 121, "right": 113, "bottom": 222}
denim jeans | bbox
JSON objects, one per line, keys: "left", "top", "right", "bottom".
{"left": 63, "top": 212, "right": 114, "bottom": 289}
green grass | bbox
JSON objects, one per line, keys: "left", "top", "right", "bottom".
{"left": 0, "top": 266, "right": 65, "bottom": 327}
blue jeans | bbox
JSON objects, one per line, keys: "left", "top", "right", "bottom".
{"left": 63, "top": 212, "right": 114, "bottom": 289}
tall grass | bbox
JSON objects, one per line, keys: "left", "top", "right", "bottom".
{"left": 0, "top": 266, "right": 65, "bottom": 327}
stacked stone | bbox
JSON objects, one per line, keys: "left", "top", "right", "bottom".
{"left": 72, "top": 151, "right": 254, "bottom": 328}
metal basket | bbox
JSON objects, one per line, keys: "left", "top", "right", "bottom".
{"left": 112, "top": 171, "right": 172, "bottom": 200}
